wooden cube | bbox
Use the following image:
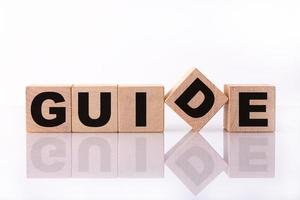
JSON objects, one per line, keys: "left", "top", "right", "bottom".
{"left": 72, "top": 85, "right": 118, "bottom": 132}
{"left": 165, "top": 131, "right": 227, "bottom": 195}
{"left": 118, "top": 85, "right": 164, "bottom": 133}
{"left": 224, "top": 85, "right": 276, "bottom": 132}
{"left": 223, "top": 131, "right": 275, "bottom": 178}
{"left": 26, "top": 86, "right": 72, "bottom": 133}
{"left": 165, "top": 68, "right": 228, "bottom": 131}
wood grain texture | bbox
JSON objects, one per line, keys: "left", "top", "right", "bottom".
{"left": 165, "top": 68, "right": 228, "bottom": 132}
{"left": 118, "top": 85, "right": 164, "bottom": 133}
{"left": 223, "top": 84, "right": 276, "bottom": 132}
{"left": 26, "top": 85, "right": 71, "bottom": 133}
{"left": 72, "top": 85, "right": 118, "bottom": 132}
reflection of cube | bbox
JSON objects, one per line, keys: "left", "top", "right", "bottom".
{"left": 118, "top": 133, "right": 164, "bottom": 178}
{"left": 223, "top": 132, "right": 275, "bottom": 178}
{"left": 165, "top": 131, "right": 227, "bottom": 195}
{"left": 26, "top": 133, "right": 71, "bottom": 178}
{"left": 71, "top": 133, "right": 118, "bottom": 178}
{"left": 72, "top": 85, "right": 118, "bottom": 132}
{"left": 224, "top": 85, "right": 275, "bottom": 132}
{"left": 165, "top": 68, "right": 228, "bottom": 131}
{"left": 26, "top": 86, "right": 72, "bottom": 133}
{"left": 118, "top": 85, "right": 164, "bottom": 132}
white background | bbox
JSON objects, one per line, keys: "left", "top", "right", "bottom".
{"left": 0, "top": 0, "right": 300, "bottom": 199}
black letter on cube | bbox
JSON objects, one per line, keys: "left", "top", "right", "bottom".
{"left": 239, "top": 92, "right": 268, "bottom": 127}
{"left": 175, "top": 78, "right": 215, "bottom": 118}
{"left": 78, "top": 92, "right": 111, "bottom": 127}
{"left": 135, "top": 92, "right": 147, "bottom": 127}
{"left": 31, "top": 92, "right": 66, "bottom": 127}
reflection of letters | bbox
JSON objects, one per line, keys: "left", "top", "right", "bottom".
{"left": 78, "top": 137, "right": 112, "bottom": 172}
{"left": 118, "top": 133, "right": 164, "bottom": 178}
{"left": 224, "top": 132, "right": 275, "bottom": 178}
{"left": 27, "top": 134, "right": 71, "bottom": 178}
{"left": 176, "top": 146, "right": 214, "bottom": 186}
{"left": 72, "top": 133, "right": 117, "bottom": 178}
{"left": 135, "top": 137, "right": 147, "bottom": 172}
{"left": 28, "top": 133, "right": 164, "bottom": 178}
{"left": 239, "top": 137, "right": 268, "bottom": 172}
{"left": 165, "top": 131, "right": 227, "bottom": 195}
{"left": 31, "top": 137, "right": 66, "bottom": 172}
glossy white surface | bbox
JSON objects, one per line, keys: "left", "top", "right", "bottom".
{"left": 1, "top": 105, "right": 299, "bottom": 199}
{"left": 1, "top": 0, "right": 300, "bottom": 197}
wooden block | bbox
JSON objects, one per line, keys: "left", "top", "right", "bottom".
{"left": 165, "top": 131, "right": 227, "bottom": 195}
{"left": 224, "top": 84, "right": 275, "bottom": 132}
{"left": 72, "top": 133, "right": 118, "bottom": 178}
{"left": 165, "top": 68, "right": 228, "bottom": 131}
{"left": 118, "top": 85, "right": 164, "bottom": 133}
{"left": 27, "top": 133, "right": 71, "bottom": 178}
{"left": 118, "top": 133, "right": 164, "bottom": 178}
{"left": 223, "top": 131, "right": 275, "bottom": 178}
{"left": 26, "top": 85, "right": 72, "bottom": 133}
{"left": 72, "top": 85, "right": 118, "bottom": 132}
